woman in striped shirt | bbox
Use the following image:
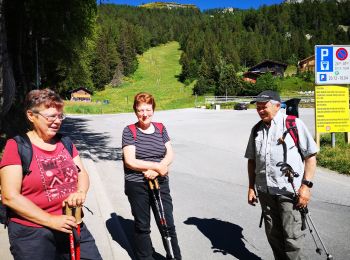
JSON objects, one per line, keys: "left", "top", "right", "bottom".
{"left": 122, "top": 92, "right": 181, "bottom": 260}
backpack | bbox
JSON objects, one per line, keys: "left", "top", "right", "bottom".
{"left": 0, "top": 133, "right": 74, "bottom": 227}
{"left": 12, "top": 133, "right": 74, "bottom": 175}
{"left": 285, "top": 115, "right": 299, "bottom": 149}
{"left": 128, "top": 122, "right": 164, "bottom": 140}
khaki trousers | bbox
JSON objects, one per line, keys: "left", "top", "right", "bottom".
{"left": 258, "top": 191, "right": 307, "bottom": 260}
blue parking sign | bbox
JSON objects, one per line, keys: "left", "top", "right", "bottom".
{"left": 319, "top": 74, "right": 327, "bottom": 81}
{"left": 316, "top": 46, "right": 333, "bottom": 72}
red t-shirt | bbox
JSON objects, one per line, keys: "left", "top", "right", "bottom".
{"left": 0, "top": 138, "right": 79, "bottom": 227}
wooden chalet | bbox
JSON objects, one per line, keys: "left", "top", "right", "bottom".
{"left": 248, "top": 59, "right": 288, "bottom": 77}
{"left": 242, "top": 71, "right": 262, "bottom": 83}
{"left": 298, "top": 55, "right": 315, "bottom": 73}
{"left": 70, "top": 87, "right": 92, "bottom": 102}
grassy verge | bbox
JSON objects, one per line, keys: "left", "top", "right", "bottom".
{"left": 64, "top": 41, "right": 201, "bottom": 114}
{"left": 276, "top": 76, "right": 314, "bottom": 96}
{"left": 318, "top": 132, "right": 350, "bottom": 175}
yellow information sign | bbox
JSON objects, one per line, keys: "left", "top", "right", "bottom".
{"left": 315, "top": 85, "right": 350, "bottom": 133}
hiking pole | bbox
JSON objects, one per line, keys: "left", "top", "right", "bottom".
{"left": 148, "top": 179, "right": 175, "bottom": 259}
{"left": 75, "top": 206, "right": 82, "bottom": 260}
{"left": 276, "top": 162, "right": 333, "bottom": 260}
{"left": 65, "top": 203, "right": 82, "bottom": 260}
{"left": 301, "top": 207, "right": 333, "bottom": 260}
{"left": 65, "top": 203, "right": 76, "bottom": 260}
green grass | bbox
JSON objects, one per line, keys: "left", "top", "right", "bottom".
{"left": 65, "top": 41, "right": 202, "bottom": 114}
{"left": 284, "top": 65, "right": 297, "bottom": 76}
{"left": 318, "top": 133, "right": 350, "bottom": 175}
{"left": 276, "top": 76, "right": 314, "bottom": 96}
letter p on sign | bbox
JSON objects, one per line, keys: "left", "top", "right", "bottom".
{"left": 321, "top": 49, "right": 329, "bottom": 60}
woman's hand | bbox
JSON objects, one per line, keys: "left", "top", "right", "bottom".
{"left": 48, "top": 215, "right": 77, "bottom": 233}
{"left": 156, "top": 162, "right": 168, "bottom": 176}
{"left": 63, "top": 190, "right": 86, "bottom": 208}
{"left": 143, "top": 169, "right": 159, "bottom": 180}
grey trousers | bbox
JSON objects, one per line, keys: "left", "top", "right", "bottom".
{"left": 258, "top": 191, "right": 306, "bottom": 260}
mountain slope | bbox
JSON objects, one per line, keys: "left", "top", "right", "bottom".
{"left": 66, "top": 41, "right": 198, "bottom": 114}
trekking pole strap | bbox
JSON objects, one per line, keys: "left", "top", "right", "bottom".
{"left": 259, "top": 212, "right": 264, "bottom": 228}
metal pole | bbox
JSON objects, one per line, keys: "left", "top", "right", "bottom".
{"left": 331, "top": 132, "right": 336, "bottom": 148}
{"left": 345, "top": 132, "right": 350, "bottom": 144}
{"left": 35, "top": 39, "right": 39, "bottom": 89}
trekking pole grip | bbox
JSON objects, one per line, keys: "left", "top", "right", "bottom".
{"left": 75, "top": 206, "right": 82, "bottom": 224}
{"left": 148, "top": 180, "right": 154, "bottom": 190}
{"left": 65, "top": 202, "right": 73, "bottom": 217}
{"left": 154, "top": 178, "right": 160, "bottom": 189}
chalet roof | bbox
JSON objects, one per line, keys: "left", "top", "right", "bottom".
{"left": 243, "top": 71, "right": 263, "bottom": 77}
{"left": 70, "top": 87, "right": 93, "bottom": 95}
{"left": 248, "top": 59, "right": 288, "bottom": 71}
{"left": 298, "top": 55, "right": 315, "bottom": 65}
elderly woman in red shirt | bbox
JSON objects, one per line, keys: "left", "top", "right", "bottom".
{"left": 0, "top": 88, "right": 101, "bottom": 260}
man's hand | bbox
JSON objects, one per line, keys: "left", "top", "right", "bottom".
{"left": 297, "top": 185, "right": 311, "bottom": 208}
{"left": 248, "top": 187, "right": 258, "bottom": 206}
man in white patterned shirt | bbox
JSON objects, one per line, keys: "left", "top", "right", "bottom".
{"left": 245, "top": 90, "right": 318, "bottom": 260}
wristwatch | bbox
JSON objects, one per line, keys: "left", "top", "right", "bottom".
{"left": 302, "top": 179, "right": 313, "bottom": 188}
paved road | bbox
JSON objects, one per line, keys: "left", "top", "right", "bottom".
{"left": 1, "top": 108, "right": 349, "bottom": 260}
{"left": 64, "top": 108, "right": 349, "bottom": 260}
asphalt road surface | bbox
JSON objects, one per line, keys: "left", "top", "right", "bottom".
{"left": 61, "top": 108, "right": 350, "bottom": 260}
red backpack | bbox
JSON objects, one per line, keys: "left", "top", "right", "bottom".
{"left": 285, "top": 115, "right": 299, "bottom": 148}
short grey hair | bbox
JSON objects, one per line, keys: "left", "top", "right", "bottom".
{"left": 270, "top": 100, "right": 280, "bottom": 105}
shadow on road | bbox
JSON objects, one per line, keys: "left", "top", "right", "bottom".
{"left": 60, "top": 117, "right": 122, "bottom": 161}
{"left": 106, "top": 213, "right": 166, "bottom": 260}
{"left": 106, "top": 213, "right": 136, "bottom": 259}
{"left": 184, "top": 217, "right": 261, "bottom": 260}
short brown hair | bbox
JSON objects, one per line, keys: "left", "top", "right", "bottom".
{"left": 133, "top": 92, "right": 156, "bottom": 112}
{"left": 24, "top": 88, "right": 64, "bottom": 112}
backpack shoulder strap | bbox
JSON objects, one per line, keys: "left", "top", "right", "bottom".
{"left": 56, "top": 133, "right": 74, "bottom": 157}
{"left": 13, "top": 135, "right": 33, "bottom": 175}
{"left": 128, "top": 124, "right": 137, "bottom": 140}
{"left": 153, "top": 122, "right": 164, "bottom": 135}
{"left": 285, "top": 115, "right": 299, "bottom": 147}
{"left": 128, "top": 123, "right": 164, "bottom": 141}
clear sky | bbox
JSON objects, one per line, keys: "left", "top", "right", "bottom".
{"left": 102, "top": 0, "right": 285, "bottom": 10}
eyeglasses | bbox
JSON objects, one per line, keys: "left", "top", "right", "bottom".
{"left": 32, "top": 111, "right": 66, "bottom": 122}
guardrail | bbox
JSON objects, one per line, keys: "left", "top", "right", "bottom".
{"left": 204, "top": 96, "right": 314, "bottom": 104}
{"left": 204, "top": 96, "right": 254, "bottom": 104}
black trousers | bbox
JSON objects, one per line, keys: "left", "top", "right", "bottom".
{"left": 125, "top": 179, "right": 181, "bottom": 260}
{"left": 8, "top": 221, "right": 102, "bottom": 260}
